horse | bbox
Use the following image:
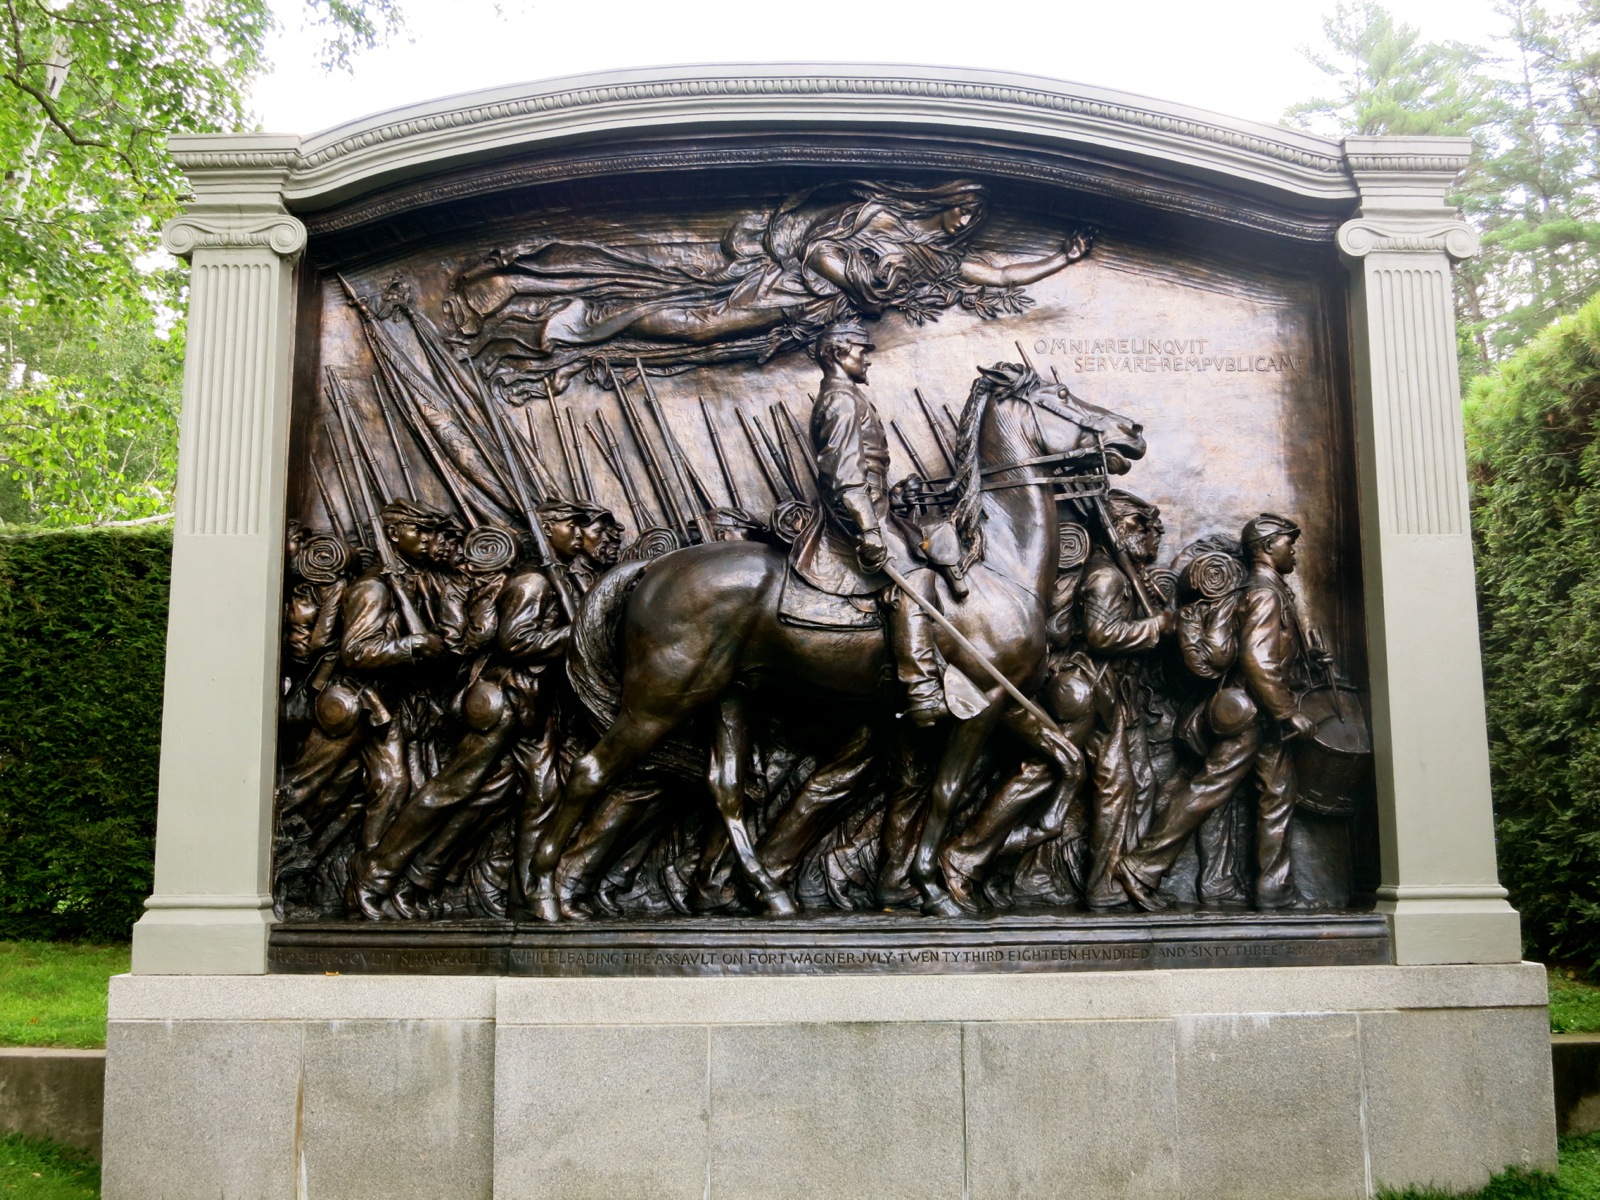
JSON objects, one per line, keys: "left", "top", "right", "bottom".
{"left": 525, "top": 360, "right": 1147, "bottom": 920}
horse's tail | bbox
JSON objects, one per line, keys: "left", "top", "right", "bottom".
{"left": 566, "top": 560, "right": 652, "bottom": 731}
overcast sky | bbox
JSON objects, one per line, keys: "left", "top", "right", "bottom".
{"left": 250, "top": 0, "right": 1512, "bottom": 137}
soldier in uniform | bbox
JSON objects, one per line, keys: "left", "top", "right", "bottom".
{"left": 345, "top": 500, "right": 610, "bottom": 918}
{"left": 1074, "top": 490, "right": 1175, "bottom": 909}
{"left": 1119, "top": 513, "right": 1320, "bottom": 911}
{"left": 789, "top": 319, "right": 945, "bottom": 724}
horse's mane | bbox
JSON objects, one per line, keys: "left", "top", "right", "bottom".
{"left": 949, "top": 361, "right": 1037, "bottom": 577}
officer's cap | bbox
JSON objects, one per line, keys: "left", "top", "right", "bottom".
{"left": 816, "top": 320, "right": 875, "bottom": 354}
{"left": 1241, "top": 512, "right": 1300, "bottom": 549}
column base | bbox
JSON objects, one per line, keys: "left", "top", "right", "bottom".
{"left": 130, "top": 894, "right": 274, "bottom": 975}
{"left": 1377, "top": 884, "right": 1523, "bottom": 964}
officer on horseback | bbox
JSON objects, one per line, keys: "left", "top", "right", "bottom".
{"left": 789, "top": 320, "right": 948, "bottom": 724}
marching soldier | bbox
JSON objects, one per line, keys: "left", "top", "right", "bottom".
{"left": 1119, "top": 513, "right": 1322, "bottom": 910}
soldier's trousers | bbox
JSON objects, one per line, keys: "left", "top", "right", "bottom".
{"left": 1123, "top": 721, "right": 1296, "bottom": 907}
{"left": 887, "top": 572, "right": 942, "bottom": 705}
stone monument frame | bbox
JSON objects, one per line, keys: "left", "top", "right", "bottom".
{"left": 100, "top": 66, "right": 1554, "bottom": 1199}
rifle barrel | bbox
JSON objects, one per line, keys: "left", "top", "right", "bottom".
{"left": 373, "top": 375, "right": 419, "bottom": 501}
{"left": 590, "top": 416, "right": 652, "bottom": 529}
{"left": 915, "top": 388, "right": 957, "bottom": 470}
{"left": 890, "top": 419, "right": 932, "bottom": 479}
{"left": 736, "top": 409, "right": 786, "bottom": 502}
{"left": 543, "top": 380, "right": 578, "bottom": 498}
{"left": 567, "top": 409, "right": 594, "bottom": 502}
{"left": 637, "top": 360, "right": 711, "bottom": 541}
{"left": 608, "top": 361, "right": 689, "bottom": 542}
{"left": 701, "top": 397, "right": 741, "bottom": 509}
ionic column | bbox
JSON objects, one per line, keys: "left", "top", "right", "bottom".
{"left": 130, "top": 135, "right": 304, "bottom": 973}
{"left": 1338, "top": 136, "right": 1521, "bottom": 964}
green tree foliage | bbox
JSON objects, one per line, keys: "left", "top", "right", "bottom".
{"left": 1466, "top": 293, "right": 1600, "bottom": 964}
{"left": 1288, "top": 2, "right": 1600, "bottom": 375}
{"left": 0, "top": 527, "right": 169, "bottom": 941}
{"left": 0, "top": 0, "right": 401, "bottom": 528}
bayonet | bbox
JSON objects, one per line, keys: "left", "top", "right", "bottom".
{"left": 589, "top": 415, "right": 654, "bottom": 529}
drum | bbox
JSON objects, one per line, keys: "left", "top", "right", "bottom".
{"left": 1293, "top": 684, "right": 1372, "bottom": 818}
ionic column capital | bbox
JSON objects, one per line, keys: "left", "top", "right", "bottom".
{"left": 1337, "top": 216, "right": 1480, "bottom": 262}
{"left": 161, "top": 212, "right": 307, "bottom": 261}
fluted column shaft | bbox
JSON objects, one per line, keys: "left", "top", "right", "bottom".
{"left": 130, "top": 136, "right": 305, "bottom": 973}
{"left": 1339, "top": 136, "right": 1522, "bottom": 964}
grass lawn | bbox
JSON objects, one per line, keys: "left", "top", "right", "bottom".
{"left": 0, "top": 1135, "right": 97, "bottom": 1199}
{"left": 0, "top": 942, "right": 127, "bottom": 1050}
{"left": 1551, "top": 968, "right": 1600, "bottom": 1035}
{"left": 1379, "top": 1133, "right": 1600, "bottom": 1198}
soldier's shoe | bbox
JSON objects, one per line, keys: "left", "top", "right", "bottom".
{"left": 1115, "top": 863, "right": 1174, "bottom": 912}
{"left": 901, "top": 681, "right": 950, "bottom": 726}
{"left": 1254, "top": 884, "right": 1305, "bottom": 911}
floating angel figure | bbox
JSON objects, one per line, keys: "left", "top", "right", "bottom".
{"left": 445, "top": 179, "right": 1092, "bottom": 395}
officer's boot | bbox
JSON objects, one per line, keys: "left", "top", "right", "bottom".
{"left": 889, "top": 577, "right": 949, "bottom": 726}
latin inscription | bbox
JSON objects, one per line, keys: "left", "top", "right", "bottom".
{"left": 1030, "top": 336, "right": 1297, "bottom": 374}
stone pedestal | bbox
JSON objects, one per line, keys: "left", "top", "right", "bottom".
{"left": 101, "top": 965, "right": 1555, "bottom": 1200}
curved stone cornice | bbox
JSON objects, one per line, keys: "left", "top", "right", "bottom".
{"left": 1337, "top": 217, "right": 1480, "bottom": 261}
{"left": 172, "top": 65, "right": 1361, "bottom": 215}
{"left": 161, "top": 214, "right": 308, "bottom": 260}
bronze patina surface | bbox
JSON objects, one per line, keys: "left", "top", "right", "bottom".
{"left": 269, "top": 133, "right": 1374, "bottom": 973}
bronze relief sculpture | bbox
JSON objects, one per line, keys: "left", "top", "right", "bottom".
{"left": 270, "top": 173, "right": 1379, "bottom": 973}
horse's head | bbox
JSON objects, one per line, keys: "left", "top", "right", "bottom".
{"left": 974, "top": 361, "right": 1147, "bottom": 475}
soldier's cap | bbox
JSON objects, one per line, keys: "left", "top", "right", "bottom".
{"left": 537, "top": 499, "right": 617, "bottom": 527}
{"left": 379, "top": 498, "right": 460, "bottom": 533}
{"left": 1241, "top": 512, "right": 1300, "bottom": 549}
{"left": 1106, "top": 489, "right": 1160, "bottom": 523}
{"left": 816, "top": 319, "right": 875, "bottom": 352}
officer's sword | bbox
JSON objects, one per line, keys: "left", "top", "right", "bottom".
{"left": 876, "top": 559, "right": 1063, "bottom": 737}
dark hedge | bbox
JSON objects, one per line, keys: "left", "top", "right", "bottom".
{"left": 0, "top": 526, "right": 169, "bottom": 941}
{"left": 1468, "top": 296, "right": 1600, "bottom": 967}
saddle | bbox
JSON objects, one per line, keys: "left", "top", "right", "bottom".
{"left": 777, "top": 568, "right": 882, "bottom": 630}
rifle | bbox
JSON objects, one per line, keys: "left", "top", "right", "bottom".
{"left": 543, "top": 379, "right": 579, "bottom": 499}
{"left": 461, "top": 359, "right": 576, "bottom": 621}
{"left": 310, "top": 460, "right": 352, "bottom": 547}
{"left": 324, "top": 370, "right": 428, "bottom": 638}
{"left": 778, "top": 400, "right": 818, "bottom": 477}
{"left": 915, "top": 388, "right": 957, "bottom": 470}
{"left": 701, "top": 397, "right": 741, "bottom": 509}
{"left": 373, "top": 375, "right": 419, "bottom": 502}
{"left": 588, "top": 415, "right": 653, "bottom": 530}
{"left": 566, "top": 409, "right": 594, "bottom": 502}
{"left": 636, "top": 359, "right": 712, "bottom": 541}
{"left": 736, "top": 408, "right": 787, "bottom": 501}
{"left": 606, "top": 360, "right": 690, "bottom": 543}
{"left": 751, "top": 409, "right": 801, "bottom": 498}
{"left": 1086, "top": 491, "right": 1159, "bottom": 619}
{"left": 320, "top": 419, "right": 366, "bottom": 550}
{"left": 890, "top": 419, "right": 932, "bottom": 479}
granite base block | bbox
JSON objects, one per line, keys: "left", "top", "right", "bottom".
{"left": 101, "top": 964, "right": 1557, "bottom": 1200}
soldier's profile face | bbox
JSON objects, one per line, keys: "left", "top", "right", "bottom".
{"left": 386, "top": 520, "right": 429, "bottom": 562}
{"left": 580, "top": 517, "right": 621, "bottom": 564}
{"left": 543, "top": 517, "right": 582, "bottom": 560}
{"left": 1268, "top": 533, "right": 1297, "bottom": 575}
{"left": 838, "top": 341, "right": 871, "bottom": 383}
